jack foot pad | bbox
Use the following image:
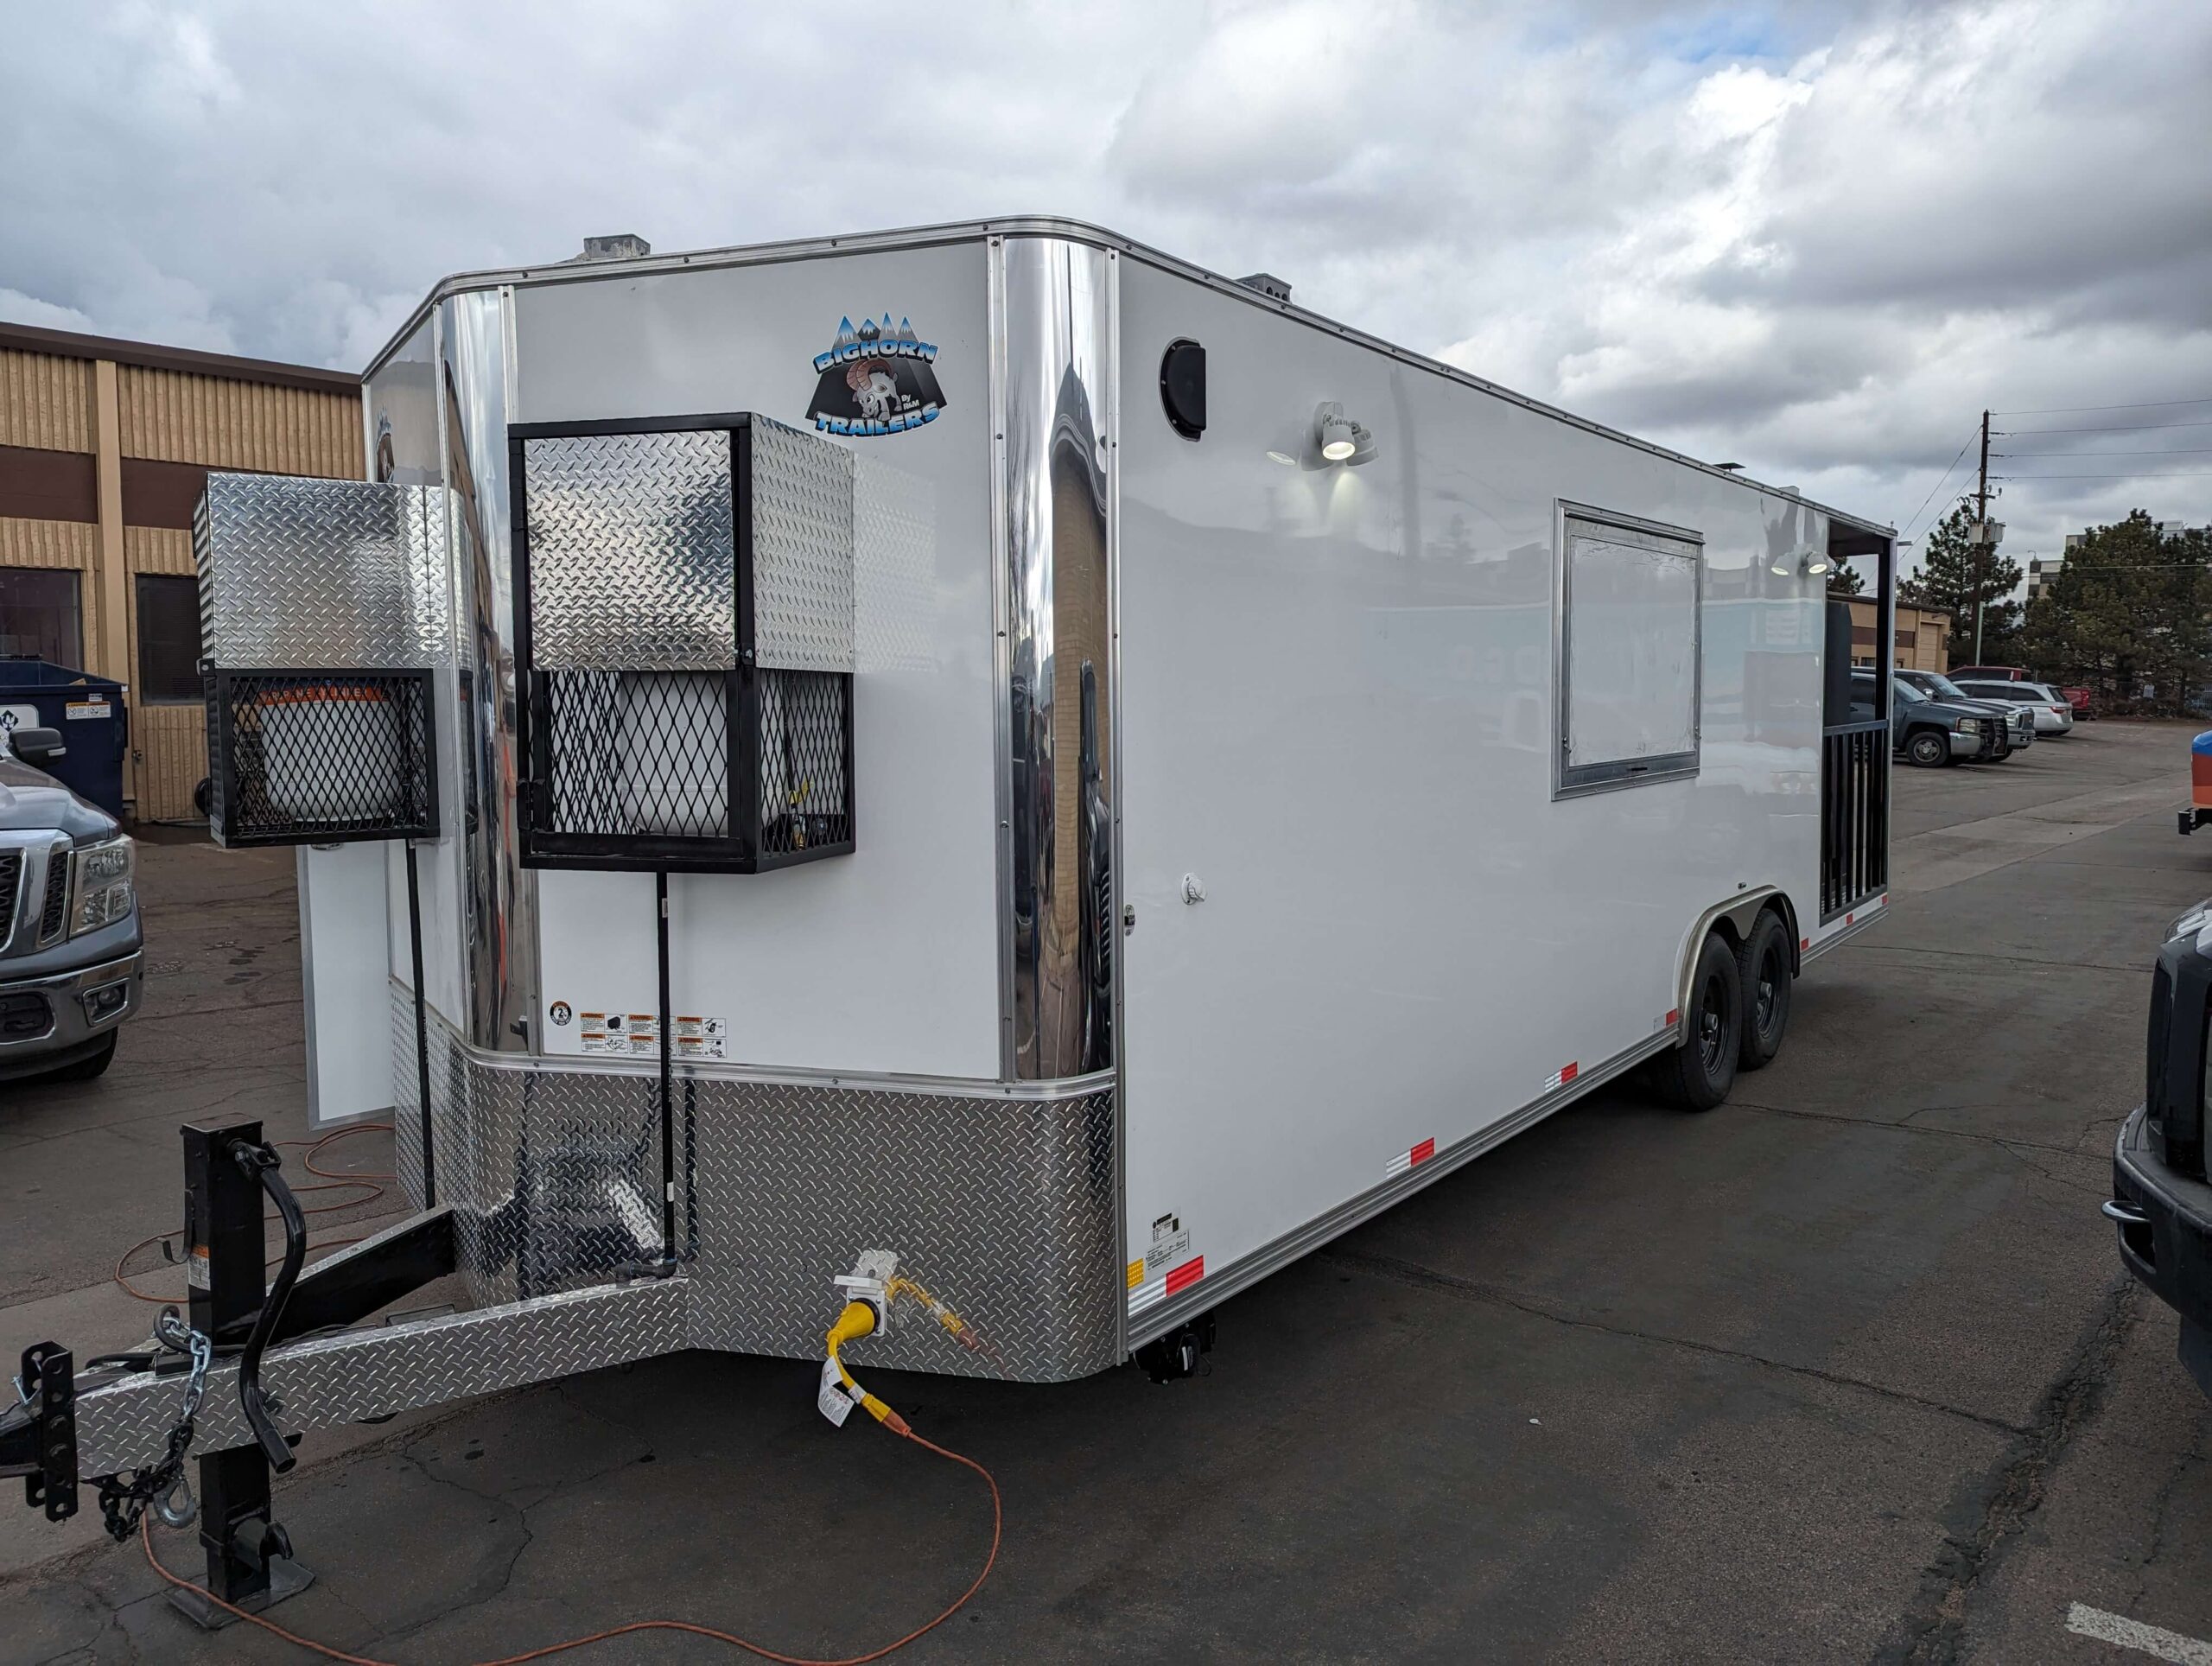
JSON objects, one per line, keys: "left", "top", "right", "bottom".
{"left": 165, "top": 1555, "right": 315, "bottom": 1631}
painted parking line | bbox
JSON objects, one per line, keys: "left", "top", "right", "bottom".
{"left": 2068, "top": 1602, "right": 2212, "bottom": 1665}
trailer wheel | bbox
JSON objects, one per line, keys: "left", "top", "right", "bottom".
{"left": 1905, "top": 729, "right": 1949, "bottom": 768}
{"left": 1657, "top": 932, "right": 1741, "bottom": 1110}
{"left": 1735, "top": 912, "right": 1792, "bottom": 1072}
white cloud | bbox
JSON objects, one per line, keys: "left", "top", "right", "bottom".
{"left": 0, "top": 0, "right": 2202, "bottom": 571}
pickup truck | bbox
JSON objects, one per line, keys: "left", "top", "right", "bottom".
{"left": 1853, "top": 671, "right": 1998, "bottom": 766}
{"left": 2110, "top": 903, "right": 2212, "bottom": 1394}
{"left": 0, "top": 726, "right": 142, "bottom": 1083}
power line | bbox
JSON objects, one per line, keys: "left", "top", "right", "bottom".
{"left": 1999, "top": 419, "right": 2212, "bottom": 435}
{"left": 1994, "top": 447, "right": 2212, "bottom": 458}
{"left": 1993, "top": 470, "right": 2212, "bottom": 480}
{"left": 1990, "top": 396, "right": 2212, "bottom": 416}
{"left": 1897, "top": 426, "right": 1980, "bottom": 541}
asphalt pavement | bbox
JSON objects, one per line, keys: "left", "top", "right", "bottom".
{"left": 4, "top": 722, "right": 2211, "bottom": 1663}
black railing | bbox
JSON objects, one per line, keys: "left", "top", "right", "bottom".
{"left": 1821, "top": 720, "right": 1889, "bottom": 921}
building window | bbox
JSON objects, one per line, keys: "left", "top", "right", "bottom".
{"left": 0, "top": 567, "right": 84, "bottom": 665}
{"left": 1555, "top": 505, "right": 1702, "bottom": 797}
{"left": 136, "top": 574, "right": 203, "bottom": 703}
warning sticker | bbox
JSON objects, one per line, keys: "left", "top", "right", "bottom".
{"left": 675, "top": 1015, "right": 728, "bottom": 1061}
{"left": 817, "top": 1358, "right": 856, "bottom": 1427}
{"left": 575, "top": 1009, "right": 728, "bottom": 1059}
{"left": 1145, "top": 1211, "right": 1191, "bottom": 1272}
{"left": 64, "top": 700, "right": 111, "bottom": 721}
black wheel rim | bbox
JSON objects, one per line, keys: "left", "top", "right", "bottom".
{"left": 1698, "top": 970, "right": 1730, "bottom": 1073}
{"left": 1755, "top": 942, "right": 1783, "bottom": 1038}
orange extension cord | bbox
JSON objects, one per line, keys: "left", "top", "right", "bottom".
{"left": 119, "top": 1123, "right": 1005, "bottom": 1661}
{"left": 139, "top": 1425, "right": 1000, "bottom": 1665}
{"left": 113, "top": 1122, "right": 397, "bottom": 1303}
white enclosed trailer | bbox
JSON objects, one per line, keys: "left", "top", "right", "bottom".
{"left": 8, "top": 224, "right": 1897, "bottom": 1581}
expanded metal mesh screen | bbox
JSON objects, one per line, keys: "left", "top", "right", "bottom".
{"left": 206, "top": 669, "right": 439, "bottom": 847}
{"left": 759, "top": 670, "right": 849, "bottom": 855}
{"left": 537, "top": 669, "right": 733, "bottom": 841}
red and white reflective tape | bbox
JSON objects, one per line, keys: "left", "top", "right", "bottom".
{"left": 1385, "top": 1137, "right": 1436, "bottom": 1179}
{"left": 1543, "top": 1060, "right": 1580, "bottom": 1092}
{"left": 1129, "top": 1255, "right": 1205, "bottom": 1316}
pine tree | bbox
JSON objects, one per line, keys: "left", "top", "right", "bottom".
{"left": 1904, "top": 502, "right": 2024, "bottom": 664}
{"left": 2019, "top": 512, "right": 2212, "bottom": 714}
{"left": 1827, "top": 560, "right": 1866, "bottom": 597}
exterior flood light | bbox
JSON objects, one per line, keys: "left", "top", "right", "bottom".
{"left": 1803, "top": 553, "right": 1833, "bottom": 577}
{"left": 1313, "top": 401, "right": 1375, "bottom": 465}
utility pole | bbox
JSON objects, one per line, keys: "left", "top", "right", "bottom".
{"left": 1974, "top": 410, "right": 1991, "bottom": 664}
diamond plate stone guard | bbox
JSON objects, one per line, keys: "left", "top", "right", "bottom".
{"left": 393, "top": 989, "right": 1120, "bottom": 1383}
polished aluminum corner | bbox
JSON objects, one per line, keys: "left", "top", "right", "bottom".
{"left": 993, "top": 237, "right": 1117, "bottom": 1082}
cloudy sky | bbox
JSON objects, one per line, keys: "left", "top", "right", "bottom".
{"left": 3, "top": 0, "right": 2207, "bottom": 582}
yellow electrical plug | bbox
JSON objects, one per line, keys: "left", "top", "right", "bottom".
{"left": 824, "top": 1299, "right": 908, "bottom": 1434}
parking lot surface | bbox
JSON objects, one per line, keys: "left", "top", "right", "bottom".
{"left": 5, "top": 723, "right": 2212, "bottom": 1663}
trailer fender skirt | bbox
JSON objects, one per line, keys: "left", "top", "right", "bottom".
{"left": 72, "top": 1278, "right": 686, "bottom": 1477}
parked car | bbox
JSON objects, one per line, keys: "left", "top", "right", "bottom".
{"left": 1953, "top": 677, "right": 2076, "bottom": 735}
{"left": 1950, "top": 664, "right": 2031, "bottom": 682}
{"left": 2062, "top": 686, "right": 2096, "bottom": 721}
{"left": 1893, "top": 669, "right": 2034, "bottom": 755}
{"left": 0, "top": 724, "right": 142, "bottom": 1082}
{"left": 2108, "top": 904, "right": 2212, "bottom": 1396}
{"left": 1853, "top": 671, "right": 1995, "bottom": 766}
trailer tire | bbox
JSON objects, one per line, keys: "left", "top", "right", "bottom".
{"left": 1905, "top": 729, "right": 1949, "bottom": 768}
{"left": 1658, "top": 932, "right": 1741, "bottom": 1111}
{"left": 1735, "top": 912, "right": 1791, "bottom": 1072}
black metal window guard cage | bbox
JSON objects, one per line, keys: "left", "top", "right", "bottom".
{"left": 203, "top": 667, "right": 439, "bottom": 849}
{"left": 509, "top": 414, "right": 855, "bottom": 874}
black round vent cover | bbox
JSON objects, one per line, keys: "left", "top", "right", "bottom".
{"left": 1160, "top": 340, "right": 1206, "bottom": 440}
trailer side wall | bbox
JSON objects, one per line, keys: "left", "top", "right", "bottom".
{"left": 1114, "top": 262, "right": 1831, "bottom": 1324}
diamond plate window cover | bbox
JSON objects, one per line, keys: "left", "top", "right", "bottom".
{"left": 205, "top": 669, "right": 439, "bottom": 848}
{"left": 194, "top": 474, "right": 450, "bottom": 670}
{"left": 512, "top": 413, "right": 855, "bottom": 873}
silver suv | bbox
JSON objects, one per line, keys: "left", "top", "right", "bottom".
{"left": 0, "top": 728, "right": 143, "bottom": 1083}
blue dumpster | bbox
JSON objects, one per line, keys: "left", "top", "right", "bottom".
{"left": 0, "top": 658, "right": 129, "bottom": 817}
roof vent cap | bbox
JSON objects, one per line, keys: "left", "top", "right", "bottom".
{"left": 1236, "top": 271, "right": 1292, "bottom": 303}
{"left": 573, "top": 233, "right": 652, "bottom": 263}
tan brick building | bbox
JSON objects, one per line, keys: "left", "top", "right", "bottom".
{"left": 0, "top": 321, "right": 361, "bottom": 819}
{"left": 1849, "top": 596, "right": 1951, "bottom": 672}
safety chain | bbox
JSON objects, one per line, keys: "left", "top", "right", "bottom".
{"left": 92, "top": 1307, "right": 212, "bottom": 1543}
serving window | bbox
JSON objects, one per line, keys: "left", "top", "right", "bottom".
{"left": 1555, "top": 505, "right": 1702, "bottom": 797}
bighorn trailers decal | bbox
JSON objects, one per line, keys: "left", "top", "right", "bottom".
{"left": 808, "top": 314, "right": 947, "bottom": 436}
